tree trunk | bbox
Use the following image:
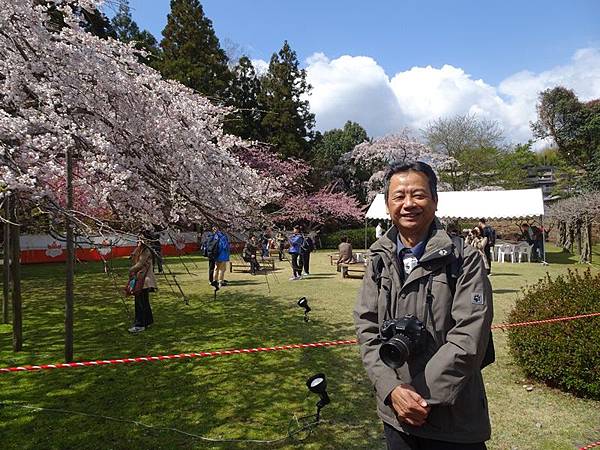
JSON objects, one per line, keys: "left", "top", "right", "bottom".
{"left": 2, "top": 196, "right": 10, "bottom": 324}
{"left": 9, "top": 197, "right": 22, "bottom": 352}
{"left": 65, "top": 146, "right": 74, "bottom": 362}
{"left": 579, "top": 218, "right": 592, "bottom": 263}
{"left": 575, "top": 221, "right": 582, "bottom": 256}
{"left": 556, "top": 220, "right": 567, "bottom": 252}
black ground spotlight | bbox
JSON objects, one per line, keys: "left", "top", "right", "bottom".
{"left": 306, "top": 373, "right": 330, "bottom": 420}
{"left": 297, "top": 296, "right": 311, "bottom": 322}
{"left": 287, "top": 373, "right": 331, "bottom": 441}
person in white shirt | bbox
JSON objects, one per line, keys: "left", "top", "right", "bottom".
{"left": 375, "top": 222, "right": 384, "bottom": 240}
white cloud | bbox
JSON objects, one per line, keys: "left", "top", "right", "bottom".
{"left": 304, "top": 48, "right": 600, "bottom": 146}
{"left": 305, "top": 53, "right": 405, "bottom": 137}
{"left": 251, "top": 58, "right": 269, "bottom": 76}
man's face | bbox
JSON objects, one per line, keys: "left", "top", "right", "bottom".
{"left": 386, "top": 170, "right": 437, "bottom": 238}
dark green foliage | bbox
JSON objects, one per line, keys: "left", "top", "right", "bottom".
{"left": 508, "top": 269, "right": 600, "bottom": 399}
{"left": 313, "top": 121, "right": 368, "bottom": 172}
{"left": 110, "top": 1, "right": 161, "bottom": 66}
{"left": 532, "top": 88, "right": 600, "bottom": 188}
{"left": 494, "top": 143, "right": 537, "bottom": 189}
{"left": 159, "top": 0, "right": 231, "bottom": 99}
{"left": 225, "top": 56, "right": 264, "bottom": 140}
{"left": 260, "top": 41, "right": 315, "bottom": 159}
{"left": 321, "top": 227, "right": 377, "bottom": 250}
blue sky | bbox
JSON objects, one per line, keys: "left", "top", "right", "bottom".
{"left": 111, "top": 1, "right": 600, "bottom": 143}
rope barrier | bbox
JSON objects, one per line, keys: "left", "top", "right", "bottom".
{"left": 1, "top": 312, "right": 599, "bottom": 374}
{"left": 580, "top": 441, "right": 600, "bottom": 450}
{"left": 0, "top": 340, "right": 357, "bottom": 373}
{"left": 490, "top": 312, "right": 600, "bottom": 330}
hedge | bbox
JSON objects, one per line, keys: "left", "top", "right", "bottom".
{"left": 321, "top": 227, "right": 378, "bottom": 250}
{"left": 507, "top": 269, "right": 600, "bottom": 399}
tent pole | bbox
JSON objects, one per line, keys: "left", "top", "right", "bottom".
{"left": 541, "top": 214, "right": 547, "bottom": 265}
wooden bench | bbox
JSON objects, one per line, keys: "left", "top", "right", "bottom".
{"left": 329, "top": 253, "right": 340, "bottom": 265}
{"left": 229, "top": 255, "right": 276, "bottom": 273}
{"left": 259, "top": 256, "right": 276, "bottom": 271}
{"left": 339, "top": 263, "right": 366, "bottom": 279}
{"left": 229, "top": 258, "right": 250, "bottom": 273}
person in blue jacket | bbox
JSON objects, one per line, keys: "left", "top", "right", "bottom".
{"left": 288, "top": 225, "right": 304, "bottom": 280}
{"left": 212, "top": 227, "right": 230, "bottom": 288}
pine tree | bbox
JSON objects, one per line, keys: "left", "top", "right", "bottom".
{"left": 225, "top": 56, "right": 264, "bottom": 140}
{"left": 159, "top": 0, "right": 231, "bottom": 99}
{"left": 110, "top": 1, "right": 160, "bottom": 66}
{"left": 111, "top": 0, "right": 140, "bottom": 42}
{"left": 260, "top": 41, "right": 315, "bottom": 159}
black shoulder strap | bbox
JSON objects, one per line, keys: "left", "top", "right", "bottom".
{"left": 370, "top": 253, "right": 392, "bottom": 320}
{"left": 447, "top": 235, "right": 464, "bottom": 296}
{"left": 434, "top": 233, "right": 495, "bottom": 368}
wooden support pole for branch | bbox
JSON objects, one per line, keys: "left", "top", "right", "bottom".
{"left": 65, "top": 146, "right": 74, "bottom": 363}
{"left": 2, "top": 196, "right": 10, "bottom": 324}
{"left": 9, "top": 196, "right": 22, "bottom": 352}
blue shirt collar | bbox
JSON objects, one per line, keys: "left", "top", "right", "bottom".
{"left": 396, "top": 235, "right": 427, "bottom": 260}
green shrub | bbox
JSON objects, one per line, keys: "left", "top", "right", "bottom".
{"left": 321, "top": 227, "right": 378, "bottom": 250}
{"left": 507, "top": 269, "right": 600, "bottom": 399}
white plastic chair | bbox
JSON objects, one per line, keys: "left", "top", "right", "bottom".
{"left": 497, "top": 244, "right": 515, "bottom": 263}
{"left": 514, "top": 243, "right": 532, "bottom": 263}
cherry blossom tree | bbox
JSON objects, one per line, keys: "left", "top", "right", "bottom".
{"left": 271, "top": 186, "right": 364, "bottom": 229}
{"left": 0, "top": 0, "right": 274, "bottom": 359}
{"left": 334, "top": 130, "right": 455, "bottom": 202}
{"left": 0, "top": 0, "right": 273, "bottom": 231}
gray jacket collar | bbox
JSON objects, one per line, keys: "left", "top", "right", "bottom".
{"left": 371, "top": 218, "right": 453, "bottom": 262}
{"left": 370, "top": 218, "right": 455, "bottom": 288}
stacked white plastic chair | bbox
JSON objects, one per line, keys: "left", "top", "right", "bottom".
{"left": 514, "top": 243, "right": 532, "bottom": 263}
{"left": 497, "top": 243, "right": 515, "bottom": 263}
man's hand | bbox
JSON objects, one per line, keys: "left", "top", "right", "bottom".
{"left": 389, "top": 384, "right": 430, "bottom": 427}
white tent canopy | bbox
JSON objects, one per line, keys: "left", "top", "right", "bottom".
{"left": 365, "top": 188, "right": 545, "bottom": 220}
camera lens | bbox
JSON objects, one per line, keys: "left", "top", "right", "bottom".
{"left": 379, "top": 334, "right": 411, "bottom": 368}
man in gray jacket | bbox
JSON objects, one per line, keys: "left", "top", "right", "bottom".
{"left": 354, "top": 161, "right": 493, "bottom": 449}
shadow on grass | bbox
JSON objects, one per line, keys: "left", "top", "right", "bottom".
{"left": 545, "top": 249, "right": 577, "bottom": 265}
{"left": 490, "top": 273, "right": 521, "bottom": 277}
{"left": 0, "top": 258, "right": 382, "bottom": 450}
{"left": 493, "top": 289, "right": 519, "bottom": 294}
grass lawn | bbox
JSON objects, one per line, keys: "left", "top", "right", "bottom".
{"left": 1, "top": 245, "right": 599, "bottom": 449}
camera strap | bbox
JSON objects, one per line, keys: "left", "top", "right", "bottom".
{"left": 424, "top": 272, "right": 443, "bottom": 348}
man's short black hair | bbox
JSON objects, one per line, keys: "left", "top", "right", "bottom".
{"left": 383, "top": 161, "right": 438, "bottom": 203}
{"left": 340, "top": 236, "right": 348, "bottom": 243}
{"left": 479, "top": 218, "right": 486, "bottom": 224}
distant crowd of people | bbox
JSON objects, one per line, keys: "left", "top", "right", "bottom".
{"left": 198, "top": 224, "right": 319, "bottom": 284}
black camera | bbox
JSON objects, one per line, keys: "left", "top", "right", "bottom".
{"left": 379, "top": 315, "right": 426, "bottom": 368}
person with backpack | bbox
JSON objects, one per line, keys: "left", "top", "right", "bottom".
{"left": 354, "top": 161, "right": 494, "bottom": 450}
{"left": 478, "top": 218, "right": 495, "bottom": 274}
{"left": 201, "top": 226, "right": 219, "bottom": 285}
{"left": 300, "top": 228, "right": 314, "bottom": 276}
{"left": 212, "top": 227, "right": 230, "bottom": 288}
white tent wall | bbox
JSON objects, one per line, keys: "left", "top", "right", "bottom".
{"left": 364, "top": 188, "right": 546, "bottom": 261}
